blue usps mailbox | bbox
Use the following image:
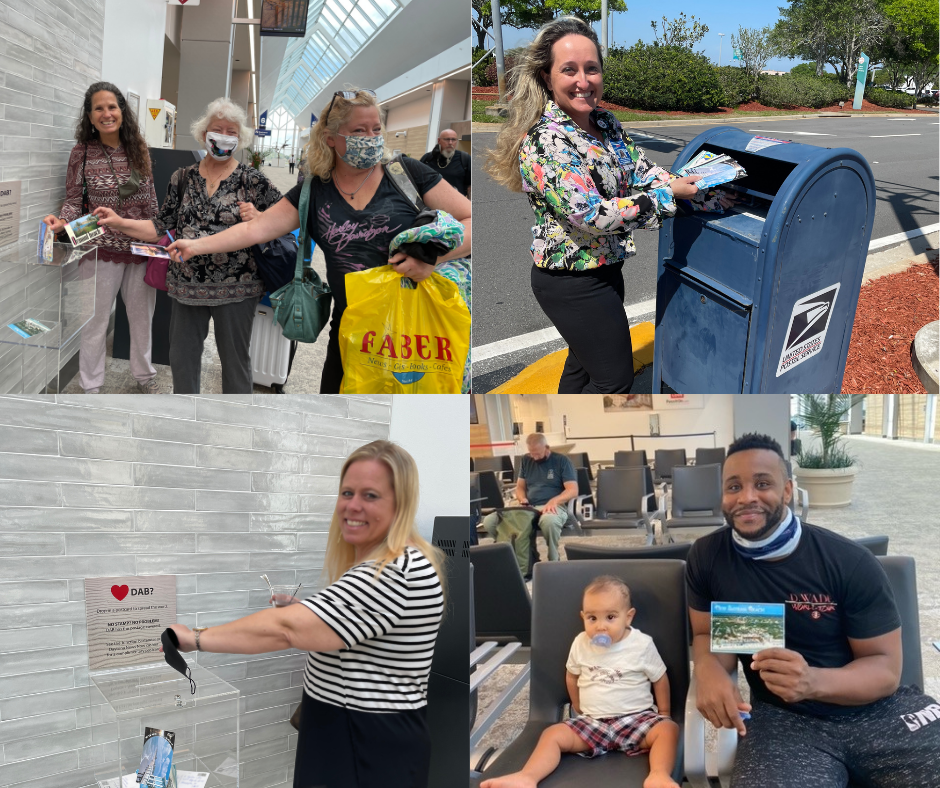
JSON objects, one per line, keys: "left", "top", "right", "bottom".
{"left": 652, "top": 126, "right": 876, "bottom": 393}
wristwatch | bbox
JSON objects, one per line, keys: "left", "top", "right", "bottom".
{"left": 193, "top": 627, "right": 209, "bottom": 652}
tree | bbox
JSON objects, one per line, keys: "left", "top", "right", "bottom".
{"left": 769, "top": 0, "right": 840, "bottom": 77}
{"left": 881, "top": 0, "right": 939, "bottom": 106}
{"left": 472, "top": 0, "right": 493, "bottom": 51}
{"left": 731, "top": 26, "right": 774, "bottom": 91}
{"left": 825, "top": 0, "right": 889, "bottom": 88}
{"left": 499, "top": 0, "right": 627, "bottom": 31}
{"left": 649, "top": 12, "right": 708, "bottom": 49}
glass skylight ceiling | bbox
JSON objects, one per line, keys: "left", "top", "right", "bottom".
{"left": 270, "top": 0, "right": 400, "bottom": 120}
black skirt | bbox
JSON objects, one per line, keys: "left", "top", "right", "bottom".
{"left": 292, "top": 692, "right": 431, "bottom": 788}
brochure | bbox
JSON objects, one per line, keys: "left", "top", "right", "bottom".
{"left": 7, "top": 318, "right": 53, "bottom": 339}
{"left": 64, "top": 212, "right": 104, "bottom": 247}
{"left": 710, "top": 601, "right": 785, "bottom": 654}
{"left": 137, "top": 728, "right": 175, "bottom": 788}
{"left": 745, "top": 135, "right": 791, "bottom": 152}
{"left": 676, "top": 150, "right": 747, "bottom": 190}
{"left": 131, "top": 243, "right": 172, "bottom": 259}
{"left": 37, "top": 220, "right": 54, "bottom": 262}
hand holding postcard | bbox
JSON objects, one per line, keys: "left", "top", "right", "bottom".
{"left": 676, "top": 151, "right": 747, "bottom": 191}
{"left": 65, "top": 213, "right": 105, "bottom": 246}
{"left": 710, "top": 602, "right": 785, "bottom": 654}
{"left": 37, "top": 220, "right": 55, "bottom": 262}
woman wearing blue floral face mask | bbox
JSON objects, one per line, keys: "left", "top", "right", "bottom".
{"left": 163, "top": 88, "right": 472, "bottom": 393}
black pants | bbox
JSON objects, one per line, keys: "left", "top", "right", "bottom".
{"left": 293, "top": 693, "right": 431, "bottom": 788}
{"left": 530, "top": 262, "right": 634, "bottom": 393}
{"left": 319, "top": 315, "right": 344, "bottom": 393}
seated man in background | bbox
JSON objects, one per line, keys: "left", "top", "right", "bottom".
{"left": 482, "top": 433, "right": 578, "bottom": 562}
{"left": 688, "top": 432, "right": 940, "bottom": 787}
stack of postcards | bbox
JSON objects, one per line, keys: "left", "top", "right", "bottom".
{"left": 676, "top": 150, "right": 747, "bottom": 190}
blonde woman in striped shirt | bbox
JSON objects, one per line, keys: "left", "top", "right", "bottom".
{"left": 166, "top": 440, "right": 445, "bottom": 788}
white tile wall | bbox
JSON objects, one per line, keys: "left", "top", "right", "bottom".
{"left": 0, "top": 393, "right": 392, "bottom": 788}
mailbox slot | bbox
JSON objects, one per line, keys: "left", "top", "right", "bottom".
{"left": 686, "top": 145, "right": 797, "bottom": 200}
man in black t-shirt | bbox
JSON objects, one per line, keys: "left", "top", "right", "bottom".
{"left": 481, "top": 433, "right": 577, "bottom": 561}
{"left": 687, "top": 433, "right": 940, "bottom": 787}
{"left": 420, "top": 129, "right": 471, "bottom": 197}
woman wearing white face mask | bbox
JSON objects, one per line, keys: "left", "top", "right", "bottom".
{"left": 164, "top": 88, "right": 472, "bottom": 393}
{"left": 94, "top": 97, "right": 281, "bottom": 393}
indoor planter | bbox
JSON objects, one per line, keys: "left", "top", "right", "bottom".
{"left": 793, "top": 395, "right": 860, "bottom": 508}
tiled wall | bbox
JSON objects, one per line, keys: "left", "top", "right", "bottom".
{"left": 0, "top": 393, "right": 392, "bottom": 788}
{"left": 0, "top": 0, "right": 107, "bottom": 394}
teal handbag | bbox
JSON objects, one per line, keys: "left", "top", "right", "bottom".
{"left": 268, "top": 176, "right": 332, "bottom": 343}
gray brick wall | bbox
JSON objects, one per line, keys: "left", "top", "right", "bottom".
{"left": 0, "top": 0, "right": 106, "bottom": 241}
{"left": 0, "top": 393, "right": 392, "bottom": 788}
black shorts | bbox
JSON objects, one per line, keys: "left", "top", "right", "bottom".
{"left": 292, "top": 692, "right": 431, "bottom": 788}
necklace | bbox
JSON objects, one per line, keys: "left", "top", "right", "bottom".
{"left": 334, "top": 164, "right": 377, "bottom": 197}
{"left": 203, "top": 161, "right": 232, "bottom": 193}
{"left": 434, "top": 154, "right": 452, "bottom": 169}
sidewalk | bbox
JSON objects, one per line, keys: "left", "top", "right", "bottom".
{"left": 61, "top": 161, "right": 329, "bottom": 394}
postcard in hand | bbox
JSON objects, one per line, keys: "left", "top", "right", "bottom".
{"left": 710, "top": 601, "right": 785, "bottom": 654}
{"left": 64, "top": 213, "right": 104, "bottom": 246}
{"left": 37, "top": 220, "right": 55, "bottom": 262}
{"left": 131, "top": 243, "right": 172, "bottom": 259}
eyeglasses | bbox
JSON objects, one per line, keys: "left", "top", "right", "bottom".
{"left": 324, "top": 89, "right": 377, "bottom": 125}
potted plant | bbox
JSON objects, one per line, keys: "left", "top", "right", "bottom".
{"left": 793, "top": 394, "right": 860, "bottom": 508}
{"left": 247, "top": 147, "right": 272, "bottom": 170}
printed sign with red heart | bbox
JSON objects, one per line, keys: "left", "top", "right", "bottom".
{"left": 111, "top": 584, "right": 130, "bottom": 601}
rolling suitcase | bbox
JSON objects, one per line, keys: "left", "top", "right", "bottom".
{"left": 250, "top": 303, "right": 292, "bottom": 389}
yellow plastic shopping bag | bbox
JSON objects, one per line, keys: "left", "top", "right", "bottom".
{"left": 339, "top": 266, "right": 471, "bottom": 393}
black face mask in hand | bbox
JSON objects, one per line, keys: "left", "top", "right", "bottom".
{"left": 161, "top": 628, "right": 196, "bottom": 694}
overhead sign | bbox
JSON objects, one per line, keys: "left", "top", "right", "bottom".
{"left": 259, "top": 110, "right": 268, "bottom": 129}
{"left": 84, "top": 575, "right": 177, "bottom": 671}
{"left": 775, "top": 283, "right": 840, "bottom": 377}
{"left": 311, "top": 113, "right": 317, "bottom": 126}
{"left": 254, "top": 129, "right": 271, "bottom": 137}
{"left": 0, "top": 180, "right": 22, "bottom": 247}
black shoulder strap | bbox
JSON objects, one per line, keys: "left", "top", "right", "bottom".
{"left": 175, "top": 164, "right": 191, "bottom": 204}
{"left": 384, "top": 154, "right": 427, "bottom": 212}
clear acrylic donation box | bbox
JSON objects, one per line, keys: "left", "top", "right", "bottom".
{"left": 0, "top": 240, "right": 97, "bottom": 393}
{"left": 89, "top": 662, "right": 240, "bottom": 788}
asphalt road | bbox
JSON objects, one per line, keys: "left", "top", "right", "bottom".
{"left": 472, "top": 113, "right": 939, "bottom": 389}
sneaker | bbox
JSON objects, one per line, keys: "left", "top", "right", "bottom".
{"left": 137, "top": 379, "right": 160, "bottom": 394}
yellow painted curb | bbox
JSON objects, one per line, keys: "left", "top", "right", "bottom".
{"left": 490, "top": 322, "right": 655, "bottom": 393}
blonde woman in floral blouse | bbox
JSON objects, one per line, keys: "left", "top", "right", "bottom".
{"left": 485, "top": 17, "right": 705, "bottom": 393}
{"left": 95, "top": 98, "right": 281, "bottom": 393}
{"left": 42, "top": 82, "right": 160, "bottom": 394}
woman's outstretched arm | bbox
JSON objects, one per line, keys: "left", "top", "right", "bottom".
{"left": 166, "top": 196, "right": 301, "bottom": 262}
{"left": 166, "top": 601, "right": 344, "bottom": 656}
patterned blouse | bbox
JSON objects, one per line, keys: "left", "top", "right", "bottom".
{"left": 519, "top": 101, "right": 678, "bottom": 271}
{"left": 60, "top": 142, "right": 159, "bottom": 265}
{"left": 152, "top": 163, "right": 282, "bottom": 305}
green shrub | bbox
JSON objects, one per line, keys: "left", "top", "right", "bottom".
{"left": 714, "top": 65, "right": 754, "bottom": 107}
{"left": 757, "top": 74, "right": 851, "bottom": 109}
{"left": 865, "top": 87, "right": 916, "bottom": 109}
{"left": 603, "top": 42, "right": 724, "bottom": 112}
{"left": 472, "top": 47, "right": 492, "bottom": 87}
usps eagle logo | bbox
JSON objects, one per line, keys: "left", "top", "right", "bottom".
{"left": 775, "top": 283, "right": 840, "bottom": 377}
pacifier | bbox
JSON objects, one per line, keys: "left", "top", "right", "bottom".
{"left": 591, "top": 634, "right": 612, "bottom": 648}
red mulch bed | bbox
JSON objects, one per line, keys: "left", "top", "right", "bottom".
{"left": 472, "top": 87, "right": 925, "bottom": 115}
{"left": 841, "top": 261, "right": 939, "bottom": 393}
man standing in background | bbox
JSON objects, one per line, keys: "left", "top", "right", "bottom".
{"left": 421, "top": 128, "right": 471, "bottom": 197}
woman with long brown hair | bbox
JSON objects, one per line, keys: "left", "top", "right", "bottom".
{"left": 485, "top": 18, "right": 707, "bottom": 394}
{"left": 42, "top": 81, "right": 160, "bottom": 393}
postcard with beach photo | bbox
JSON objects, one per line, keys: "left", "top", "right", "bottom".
{"left": 710, "top": 601, "right": 786, "bottom": 654}
{"left": 64, "top": 213, "right": 104, "bottom": 246}
{"left": 131, "top": 243, "right": 172, "bottom": 259}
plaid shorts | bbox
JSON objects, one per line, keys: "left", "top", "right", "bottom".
{"left": 564, "top": 709, "right": 668, "bottom": 758}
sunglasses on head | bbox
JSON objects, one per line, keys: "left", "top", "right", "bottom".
{"left": 325, "top": 89, "right": 377, "bottom": 125}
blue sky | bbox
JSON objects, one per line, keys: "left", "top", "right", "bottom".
{"left": 493, "top": 0, "right": 809, "bottom": 73}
